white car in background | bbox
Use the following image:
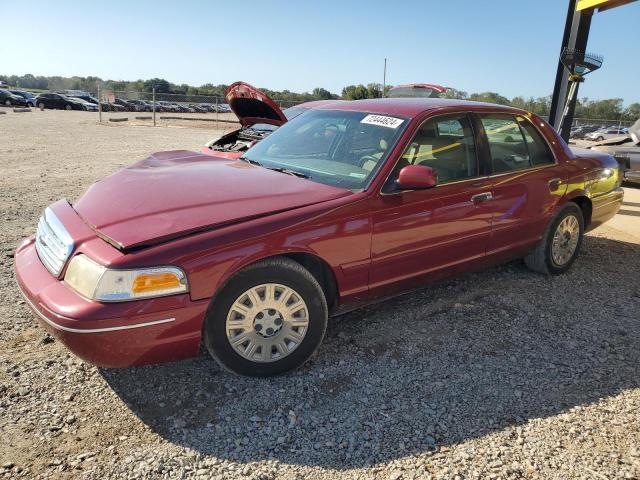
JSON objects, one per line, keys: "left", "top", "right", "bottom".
{"left": 585, "top": 126, "right": 629, "bottom": 142}
{"left": 590, "top": 119, "right": 640, "bottom": 185}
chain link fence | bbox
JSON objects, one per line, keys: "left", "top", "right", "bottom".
{"left": 73, "top": 89, "right": 305, "bottom": 127}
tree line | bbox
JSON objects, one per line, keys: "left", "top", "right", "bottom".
{"left": 1, "top": 73, "right": 638, "bottom": 122}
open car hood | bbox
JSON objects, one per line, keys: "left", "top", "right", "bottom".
{"left": 73, "top": 150, "right": 351, "bottom": 250}
{"left": 225, "top": 81, "right": 287, "bottom": 128}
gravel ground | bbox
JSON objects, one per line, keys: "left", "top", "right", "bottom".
{"left": 1, "top": 110, "right": 639, "bottom": 480}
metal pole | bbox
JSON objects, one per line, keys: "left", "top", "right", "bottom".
{"left": 97, "top": 83, "right": 102, "bottom": 123}
{"left": 152, "top": 87, "right": 156, "bottom": 127}
{"left": 382, "top": 58, "right": 387, "bottom": 98}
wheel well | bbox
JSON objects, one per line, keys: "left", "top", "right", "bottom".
{"left": 282, "top": 253, "right": 339, "bottom": 311}
{"left": 569, "top": 196, "right": 592, "bottom": 228}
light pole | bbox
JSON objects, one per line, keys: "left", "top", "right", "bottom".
{"left": 382, "top": 58, "right": 387, "bottom": 98}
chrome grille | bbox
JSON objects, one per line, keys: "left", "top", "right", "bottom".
{"left": 35, "top": 207, "right": 74, "bottom": 277}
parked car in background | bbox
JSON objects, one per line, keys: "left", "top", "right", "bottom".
{"left": 0, "top": 89, "right": 28, "bottom": 106}
{"left": 590, "top": 118, "right": 640, "bottom": 185}
{"left": 189, "top": 103, "right": 207, "bottom": 113}
{"left": 66, "top": 94, "right": 115, "bottom": 112}
{"left": 203, "top": 103, "right": 218, "bottom": 112}
{"left": 69, "top": 97, "right": 99, "bottom": 111}
{"left": 35, "top": 93, "right": 85, "bottom": 110}
{"left": 202, "top": 82, "right": 343, "bottom": 158}
{"left": 16, "top": 97, "right": 624, "bottom": 376}
{"left": 386, "top": 83, "right": 448, "bottom": 98}
{"left": 157, "top": 101, "right": 178, "bottom": 113}
{"left": 126, "top": 99, "right": 152, "bottom": 112}
{"left": 9, "top": 90, "right": 38, "bottom": 107}
{"left": 570, "top": 124, "right": 600, "bottom": 139}
{"left": 585, "top": 126, "right": 629, "bottom": 142}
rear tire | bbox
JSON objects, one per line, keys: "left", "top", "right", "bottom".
{"left": 65, "top": 104, "right": 72, "bottom": 111}
{"left": 203, "top": 257, "right": 328, "bottom": 376}
{"left": 525, "top": 203, "right": 584, "bottom": 275}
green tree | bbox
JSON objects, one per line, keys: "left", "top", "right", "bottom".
{"left": 312, "top": 87, "right": 333, "bottom": 100}
{"left": 469, "top": 91, "right": 510, "bottom": 105}
{"left": 441, "top": 88, "right": 468, "bottom": 100}
{"left": 143, "top": 78, "right": 170, "bottom": 93}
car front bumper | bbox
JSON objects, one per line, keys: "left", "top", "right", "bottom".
{"left": 14, "top": 237, "right": 209, "bottom": 367}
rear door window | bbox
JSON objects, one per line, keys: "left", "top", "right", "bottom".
{"left": 480, "top": 115, "right": 532, "bottom": 173}
{"left": 515, "top": 116, "right": 555, "bottom": 166}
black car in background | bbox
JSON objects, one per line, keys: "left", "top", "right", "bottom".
{"left": 113, "top": 98, "right": 137, "bottom": 111}
{"left": 9, "top": 90, "right": 37, "bottom": 107}
{"left": 35, "top": 93, "right": 86, "bottom": 110}
{"left": 66, "top": 94, "right": 125, "bottom": 112}
{"left": 0, "top": 89, "right": 28, "bottom": 106}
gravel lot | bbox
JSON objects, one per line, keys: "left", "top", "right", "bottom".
{"left": 1, "top": 109, "right": 639, "bottom": 480}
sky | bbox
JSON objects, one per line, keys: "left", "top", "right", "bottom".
{"left": 1, "top": 0, "right": 638, "bottom": 104}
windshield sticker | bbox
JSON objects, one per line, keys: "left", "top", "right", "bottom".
{"left": 360, "top": 114, "right": 404, "bottom": 129}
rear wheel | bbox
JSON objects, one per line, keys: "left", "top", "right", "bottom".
{"left": 596, "top": 136, "right": 604, "bottom": 142}
{"left": 4, "top": 99, "right": 11, "bottom": 106}
{"left": 38, "top": 102, "right": 45, "bottom": 109}
{"left": 65, "top": 104, "right": 72, "bottom": 111}
{"left": 525, "top": 203, "right": 584, "bottom": 275}
{"left": 203, "top": 257, "right": 328, "bottom": 376}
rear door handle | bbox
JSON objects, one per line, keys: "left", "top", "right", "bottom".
{"left": 471, "top": 192, "right": 493, "bottom": 203}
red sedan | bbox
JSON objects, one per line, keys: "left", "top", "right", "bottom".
{"left": 14, "top": 98, "right": 623, "bottom": 376}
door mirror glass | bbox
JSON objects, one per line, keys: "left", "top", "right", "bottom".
{"left": 397, "top": 165, "right": 437, "bottom": 189}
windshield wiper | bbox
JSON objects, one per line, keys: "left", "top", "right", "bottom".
{"left": 239, "top": 156, "right": 262, "bottom": 166}
{"left": 267, "top": 167, "right": 310, "bottom": 179}
{"left": 239, "top": 157, "right": 310, "bottom": 179}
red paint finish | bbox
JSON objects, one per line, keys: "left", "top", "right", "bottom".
{"left": 14, "top": 99, "right": 624, "bottom": 367}
{"left": 73, "top": 150, "right": 352, "bottom": 249}
{"left": 397, "top": 165, "right": 438, "bottom": 189}
{"left": 225, "top": 81, "right": 287, "bottom": 127}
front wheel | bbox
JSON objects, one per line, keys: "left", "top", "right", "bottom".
{"left": 4, "top": 99, "right": 10, "bottom": 106}
{"left": 203, "top": 257, "right": 328, "bottom": 376}
{"left": 525, "top": 203, "right": 584, "bottom": 275}
{"left": 596, "top": 136, "right": 604, "bottom": 142}
{"left": 65, "top": 104, "right": 72, "bottom": 111}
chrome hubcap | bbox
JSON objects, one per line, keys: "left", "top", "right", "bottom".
{"left": 226, "top": 283, "right": 309, "bottom": 363}
{"left": 551, "top": 215, "right": 580, "bottom": 266}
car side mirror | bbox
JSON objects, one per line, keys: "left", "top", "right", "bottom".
{"left": 396, "top": 165, "right": 438, "bottom": 189}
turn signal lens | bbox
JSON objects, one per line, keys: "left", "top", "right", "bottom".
{"left": 132, "top": 272, "right": 182, "bottom": 293}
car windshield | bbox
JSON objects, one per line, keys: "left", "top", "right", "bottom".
{"left": 243, "top": 109, "right": 408, "bottom": 191}
{"left": 283, "top": 106, "right": 307, "bottom": 120}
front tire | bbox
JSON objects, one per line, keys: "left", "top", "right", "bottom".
{"left": 203, "top": 257, "right": 328, "bottom": 376}
{"left": 596, "top": 136, "right": 604, "bottom": 142}
{"left": 4, "top": 99, "right": 11, "bottom": 106}
{"left": 525, "top": 203, "right": 584, "bottom": 275}
{"left": 65, "top": 104, "right": 72, "bottom": 111}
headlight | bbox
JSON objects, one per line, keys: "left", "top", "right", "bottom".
{"left": 64, "top": 254, "right": 188, "bottom": 302}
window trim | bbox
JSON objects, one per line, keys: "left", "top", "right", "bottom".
{"left": 379, "top": 111, "right": 484, "bottom": 195}
{"left": 473, "top": 112, "right": 558, "bottom": 177}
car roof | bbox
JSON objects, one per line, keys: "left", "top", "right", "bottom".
{"left": 314, "top": 97, "right": 525, "bottom": 118}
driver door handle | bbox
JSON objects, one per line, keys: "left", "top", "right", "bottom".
{"left": 471, "top": 192, "right": 493, "bottom": 203}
